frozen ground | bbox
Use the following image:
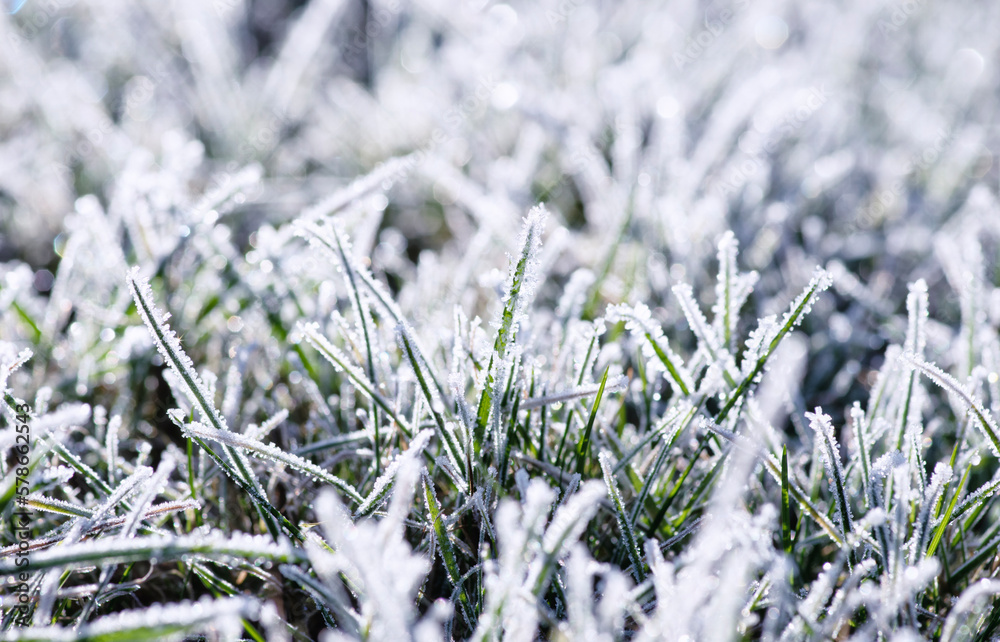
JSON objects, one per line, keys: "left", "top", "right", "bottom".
{"left": 2, "top": 0, "right": 1000, "bottom": 640}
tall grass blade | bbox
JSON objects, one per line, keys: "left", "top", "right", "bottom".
{"left": 600, "top": 452, "right": 645, "bottom": 582}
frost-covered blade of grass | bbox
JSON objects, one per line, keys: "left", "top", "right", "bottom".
{"left": 476, "top": 207, "right": 547, "bottom": 453}
{"left": 600, "top": 452, "right": 645, "bottom": 582}
{"left": 127, "top": 268, "right": 284, "bottom": 539}
{"left": 607, "top": 303, "right": 694, "bottom": 396}
{"left": 718, "top": 268, "right": 833, "bottom": 422}
{"left": 397, "top": 324, "right": 467, "bottom": 488}
{"left": 423, "top": 474, "right": 473, "bottom": 625}
{"left": 903, "top": 352, "right": 1000, "bottom": 456}
{"left": 672, "top": 283, "right": 735, "bottom": 385}
{"left": 179, "top": 416, "right": 364, "bottom": 505}
{"left": 712, "top": 232, "right": 758, "bottom": 353}
{"left": 6, "top": 596, "right": 259, "bottom": 642}
{"left": 522, "top": 374, "right": 628, "bottom": 411}
{"left": 806, "top": 409, "right": 853, "bottom": 539}
{"left": 298, "top": 321, "right": 414, "bottom": 436}
{"left": 0, "top": 500, "right": 199, "bottom": 557}
{"left": 354, "top": 429, "right": 432, "bottom": 518}
{"left": 0, "top": 532, "right": 302, "bottom": 574}
{"left": 533, "top": 480, "right": 606, "bottom": 594}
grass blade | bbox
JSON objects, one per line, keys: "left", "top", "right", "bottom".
{"left": 475, "top": 207, "right": 547, "bottom": 454}
{"left": 903, "top": 352, "right": 1000, "bottom": 456}
{"left": 575, "top": 367, "right": 610, "bottom": 474}
{"left": 179, "top": 416, "right": 364, "bottom": 505}
{"left": 600, "top": 452, "right": 645, "bottom": 581}
{"left": 782, "top": 445, "right": 792, "bottom": 553}
{"left": 717, "top": 268, "right": 832, "bottom": 422}
{"left": 127, "top": 267, "right": 284, "bottom": 540}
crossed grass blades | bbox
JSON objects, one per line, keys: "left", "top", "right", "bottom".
{"left": 5, "top": 166, "right": 1000, "bottom": 641}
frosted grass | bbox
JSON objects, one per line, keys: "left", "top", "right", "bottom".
{"left": 3, "top": 0, "right": 1000, "bottom": 638}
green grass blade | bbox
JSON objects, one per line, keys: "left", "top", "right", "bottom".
{"left": 903, "top": 352, "right": 1000, "bottom": 457}
{"left": 299, "top": 321, "right": 413, "bottom": 436}
{"left": 782, "top": 445, "right": 792, "bottom": 553}
{"left": 575, "top": 367, "right": 610, "bottom": 474}
{"left": 127, "top": 268, "right": 283, "bottom": 540}
{"left": 423, "top": 476, "right": 474, "bottom": 624}
{"left": 717, "top": 268, "right": 832, "bottom": 422}
{"left": 475, "top": 208, "right": 547, "bottom": 453}
{"left": 928, "top": 464, "right": 970, "bottom": 558}
{"left": 600, "top": 452, "right": 645, "bottom": 582}
{"left": 179, "top": 416, "right": 364, "bottom": 505}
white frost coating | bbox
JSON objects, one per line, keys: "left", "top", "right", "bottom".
{"left": 0, "top": 347, "right": 32, "bottom": 401}
{"left": 299, "top": 320, "right": 413, "bottom": 435}
{"left": 739, "top": 268, "right": 833, "bottom": 385}
{"left": 806, "top": 408, "right": 853, "bottom": 536}
{"left": 521, "top": 374, "right": 628, "bottom": 410}
{"left": 299, "top": 322, "right": 373, "bottom": 392}
{"left": 941, "top": 580, "right": 1000, "bottom": 642}
{"left": 64, "top": 466, "right": 153, "bottom": 546}
{"left": 903, "top": 351, "right": 1000, "bottom": 456}
{"left": 246, "top": 408, "right": 290, "bottom": 441}
{"left": 910, "top": 461, "right": 952, "bottom": 563}
{"left": 295, "top": 219, "right": 412, "bottom": 338}
{"left": 23, "top": 494, "right": 92, "bottom": 517}
{"left": 541, "top": 480, "right": 606, "bottom": 559}
{"left": 128, "top": 268, "right": 275, "bottom": 517}
{"left": 952, "top": 475, "right": 1000, "bottom": 519}
{"left": 484, "top": 207, "right": 548, "bottom": 400}
{"left": 181, "top": 419, "right": 364, "bottom": 505}
{"left": 713, "top": 231, "right": 739, "bottom": 345}
{"left": 673, "top": 282, "right": 724, "bottom": 361}
{"left": 120, "top": 455, "right": 176, "bottom": 540}
{"left": 905, "top": 279, "right": 929, "bottom": 356}
{"left": 783, "top": 268, "right": 833, "bottom": 327}
{"left": 740, "top": 314, "right": 778, "bottom": 378}
{"left": 127, "top": 268, "right": 230, "bottom": 432}
{"left": 0, "top": 531, "right": 300, "bottom": 575}
{"left": 313, "top": 470, "right": 430, "bottom": 642}
{"left": 31, "top": 403, "right": 93, "bottom": 436}
{"left": 10, "top": 596, "right": 259, "bottom": 642}
{"left": 355, "top": 428, "right": 432, "bottom": 518}
{"left": 712, "top": 232, "right": 760, "bottom": 353}
{"left": 606, "top": 302, "right": 695, "bottom": 395}
{"left": 297, "top": 154, "right": 417, "bottom": 221}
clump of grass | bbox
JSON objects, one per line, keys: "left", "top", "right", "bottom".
{"left": 3, "top": 1, "right": 1000, "bottom": 639}
{"left": 5, "top": 193, "right": 1000, "bottom": 640}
